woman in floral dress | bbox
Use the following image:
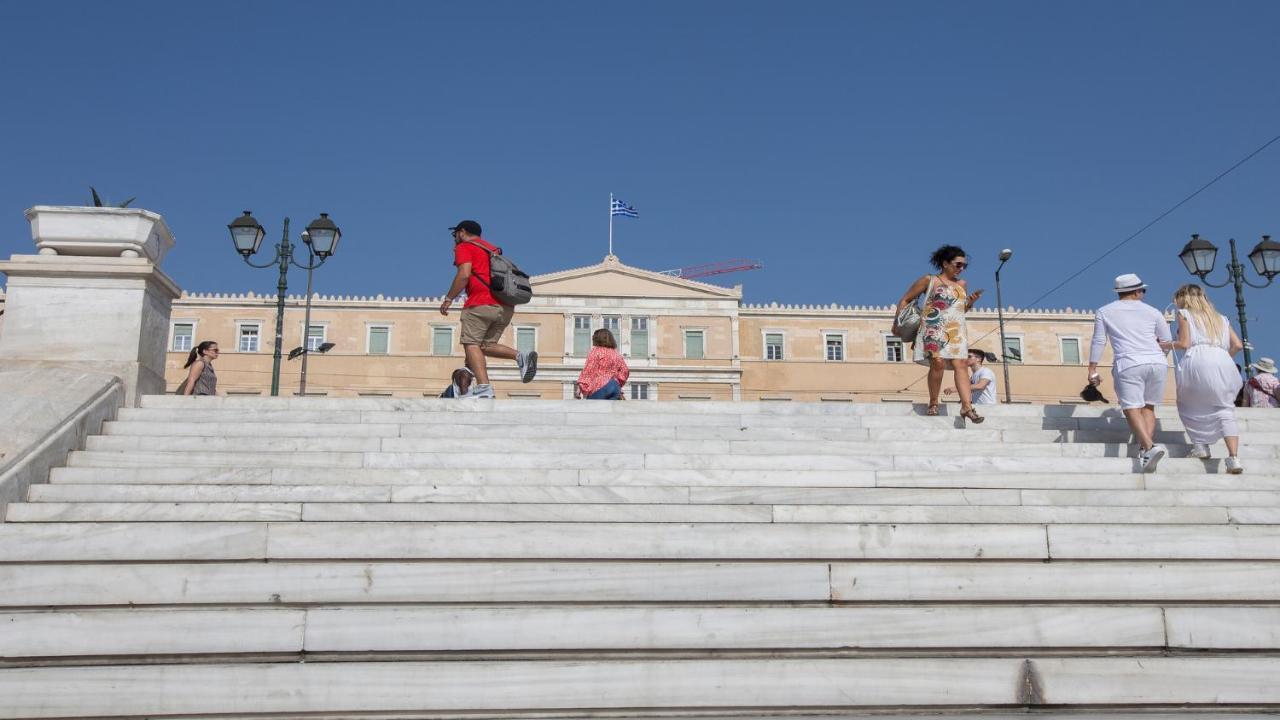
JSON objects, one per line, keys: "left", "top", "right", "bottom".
{"left": 896, "top": 245, "right": 985, "bottom": 422}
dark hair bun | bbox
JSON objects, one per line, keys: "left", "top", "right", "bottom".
{"left": 930, "top": 245, "right": 966, "bottom": 270}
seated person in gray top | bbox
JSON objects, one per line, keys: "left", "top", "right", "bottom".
{"left": 1087, "top": 273, "right": 1172, "bottom": 473}
{"left": 945, "top": 348, "right": 996, "bottom": 404}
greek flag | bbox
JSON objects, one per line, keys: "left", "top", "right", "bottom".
{"left": 610, "top": 199, "right": 638, "bottom": 218}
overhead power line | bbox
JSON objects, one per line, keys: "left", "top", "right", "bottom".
{"left": 896, "top": 132, "right": 1280, "bottom": 393}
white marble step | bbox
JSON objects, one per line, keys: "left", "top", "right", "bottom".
{"left": 693, "top": 486, "right": 1280, "bottom": 508}
{"left": 0, "top": 522, "right": 1049, "bottom": 561}
{"left": 0, "top": 606, "right": 1176, "bottom": 658}
{"left": 5, "top": 502, "right": 306, "bottom": 522}
{"left": 6, "top": 502, "right": 1238, "bottom": 525}
{"left": 308, "top": 604, "right": 1251, "bottom": 651}
{"left": 62, "top": 449, "right": 1280, "bottom": 474}
{"left": 0, "top": 561, "right": 833, "bottom": 607}
{"left": 771, "top": 505, "right": 1230, "bottom": 524}
{"left": 49, "top": 466, "right": 583, "bottom": 486}
{"left": 101, "top": 420, "right": 405, "bottom": 438}
{"left": 834, "top": 561, "right": 1280, "bottom": 601}
{"left": 136, "top": 394, "right": 1280, "bottom": 420}
{"left": 119, "top": 403, "right": 1280, "bottom": 434}
{"left": 4, "top": 502, "right": 774, "bottom": 524}
{"left": 101, "top": 418, "right": 1280, "bottom": 447}
{"left": 0, "top": 608, "right": 305, "bottom": 657}
{"left": 30, "top": 484, "right": 1029, "bottom": 506}
{"left": 27, "top": 483, "right": 690, "bottom": 504}
{"left": 872, "top": 471, "right": 1280, "bottom": 492}
{"left": 1021, "top": 489, "right": 1280, "bottom": 507}
{"left": 29, "top": 483, "right": 395, "bottom": 503}
{"left": 1047, "top": 524, "right": 1280, "bottom": 559}
{"left": 5, "top": 560, "right": 1278, "bottom": 607}
{"left": 5, "top": 657, "right": 1280, "bottom": 717}
{"left": 86, "top": 434, "right": 386, "bottom": 452}
{"left": 48, "top": 465, "right": 1280, "bottom": 491}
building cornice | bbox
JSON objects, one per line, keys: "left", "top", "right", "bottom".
{"left": 740, "top": 302, "right": 1096, "bottom": 320}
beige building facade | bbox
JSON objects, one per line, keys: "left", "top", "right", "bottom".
{"left": 1, "top": 255, "right": 1160, "bottom": 404}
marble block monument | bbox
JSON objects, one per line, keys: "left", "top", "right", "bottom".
{"left": 0, "top": 206, "right": 182, "bottom": 404}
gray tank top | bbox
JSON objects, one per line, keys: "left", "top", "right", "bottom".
{"left": 191, "top": 360, "right": 217, "bottom": 396}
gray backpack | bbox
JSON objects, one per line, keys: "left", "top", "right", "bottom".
{"left": 464, "top": 240, "right": 533, "bottom": 306}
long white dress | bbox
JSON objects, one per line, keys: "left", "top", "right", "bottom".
{"left": 1173, "top": 309, "right": 1243, "bottom": 444}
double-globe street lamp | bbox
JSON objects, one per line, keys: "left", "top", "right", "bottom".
{"left": 229, "top": 211, "right": 342, "bottom": 396}
{"left": 1178, "top": 233, "right": 1280, "bottom": 377}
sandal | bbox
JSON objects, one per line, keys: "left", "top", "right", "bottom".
{"left": 926, "top": 404, "right": 940, "bottom": 416}
{"left": 961, "top": 406, "right": 985, "bottom": 424}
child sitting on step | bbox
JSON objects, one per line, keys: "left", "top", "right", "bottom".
{"left": 575, "top": 329, "right": 630, "bottom": 400}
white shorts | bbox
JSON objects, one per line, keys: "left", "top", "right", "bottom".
{"left": 1114, "top": 364, "right": 1166, "bottom": 410}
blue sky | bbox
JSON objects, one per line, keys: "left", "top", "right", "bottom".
{"left": 2, "top": 1, "right": 1278, "bottom": 356}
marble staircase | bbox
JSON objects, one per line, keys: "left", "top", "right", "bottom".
{"left": 2, "top": 396, "right": 1279, "bottom": 718}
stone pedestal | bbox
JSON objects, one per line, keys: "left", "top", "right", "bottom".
{"left": 0, "top": 255, "right": 181, "bottom": 406}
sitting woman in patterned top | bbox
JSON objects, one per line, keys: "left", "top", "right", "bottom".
{"left": 895, "top": 245, "right": 985, "bottom": 423}
{"left": 575, "top": 329, "right": 630, "bottom": 400}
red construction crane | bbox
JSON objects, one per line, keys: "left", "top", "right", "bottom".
{"left": 659, "top": 259, "right": 764, "bottom": 280}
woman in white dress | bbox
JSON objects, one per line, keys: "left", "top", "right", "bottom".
{"left": 1166, "top": 284, "right": 1244, "bottom": 474}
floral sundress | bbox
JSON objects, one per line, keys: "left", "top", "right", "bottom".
{"left": 913, "top": 274, "right": 969, "bottom": 365}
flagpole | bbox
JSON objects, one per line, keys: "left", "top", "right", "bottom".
{"left": 608, "top": 192, "right": 614, "bottom": 257}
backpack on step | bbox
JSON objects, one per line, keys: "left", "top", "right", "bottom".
{"left": 463, "top": 240, "right": 533, "bottom": 306}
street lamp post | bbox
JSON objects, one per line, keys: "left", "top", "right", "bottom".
{"left": 994, "top": 248, "right": 1013, "bottom": 403}
{"left": 229, "top": 211, "right": 342, "bottom": 396}
{"left": 1178, "top": 233, "right": 1279, "bottom": 377}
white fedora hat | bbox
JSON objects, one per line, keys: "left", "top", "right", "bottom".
{"left": 1252, "top": 357, "right": 1277, "bottom": 374}
{"left": 1113, "top": 273, "right": 1148, "bottom": 293}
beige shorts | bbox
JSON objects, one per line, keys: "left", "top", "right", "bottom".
{"left": 459, "top": 304, "right": 514, "bottom": 346}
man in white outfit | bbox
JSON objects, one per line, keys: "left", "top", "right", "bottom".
{"left": 1087, "top": 274, "right": 1172, "bottom": 472}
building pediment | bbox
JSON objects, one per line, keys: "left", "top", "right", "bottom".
{"left": 532, "top": 255, "right": 741, "bottom": 300}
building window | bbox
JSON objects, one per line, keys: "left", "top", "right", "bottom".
{"left": 630, "top": 317, "right": 649, "bottom": 357}
{"left": 1003, "top": 336, "right": 1024, "bottom": 364}
{"left": 684, "top": 330, "right": 705, "bottom": 359}
{"left": 885, "top": 337, "right": 904, "bottom": 363}
{"left": 516, "top": 327, "right": 537, "bottom": 355}
{"left": 764, "top": 332, "right": 784, "bottom": 361}
{"left": 1060, "top": 337, "right": 1081, "bottom": 365}
{"left": 602, "top": 315, "right": 621, "bottom": 344}
{"left": 573, "top": 315, "right": 592, "bottom": 356}
{"left": 431, "top": 326, "right": 454, "bottom": 356}
{"left": 825, "top": 334, "right": 845, "bottom": 361}
{"left": 367, "top": 326, "right": 390, "bottom": 355}
{"left": 171, "top": 323, "right": 194, "bottom": 352}
{"left": 306, "top": 325, "right": 327, "bottom": 352}
{"left": 630, "top": 382, "right": 650, "bottom": 400}
{"left": 237, "top": 324, "right": 261, "bottom": 353}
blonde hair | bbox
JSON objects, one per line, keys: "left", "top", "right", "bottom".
{"left": 1173, "top": 284, "right": 1220, "bottom": 338}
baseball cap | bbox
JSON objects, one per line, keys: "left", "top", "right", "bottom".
{"left": 449, "top": 220, "right": 482, "bottom": 236}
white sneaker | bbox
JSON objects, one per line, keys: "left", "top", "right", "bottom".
{"left": 1225, "top": 456, "right": 1244, "bottom": 474}
{"left": 1188, "top": 443, "right": 1211, "bottom": 459}
{"left": 472, "top": 384, "right": 496, "bottom": 399}
{"left": 1140, "top": 445, "right": 1166, "bottom": 473}
{"left": 517, "top": 350, "right": 538, "bottom": 383}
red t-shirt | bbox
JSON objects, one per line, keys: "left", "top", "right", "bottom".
{"left": 453, "top": 237, "right": 500, "bottom": 307}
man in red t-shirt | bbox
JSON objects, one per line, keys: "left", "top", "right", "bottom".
{"left": 438, "top": 220, "right": 537, "bottom": 397}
